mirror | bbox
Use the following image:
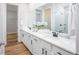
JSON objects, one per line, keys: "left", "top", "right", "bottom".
{"left": 35, "top": 3, "right": 71, "bottom": 34}
{"left": 36, "top": 9, "right": 42, "bottom": 22}
{"left": 54, "top": 4, "right": 69, "bottom": 33}
{"left": 35, "top": 4, "right": 52, "bottom": 30}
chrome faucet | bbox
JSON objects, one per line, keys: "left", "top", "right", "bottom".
{"left": 52, "top": 32, "right": 58, "bottom": 37}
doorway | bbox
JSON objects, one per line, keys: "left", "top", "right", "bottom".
{"left": 6, "top": 4, "right": 18, "bottom": 46}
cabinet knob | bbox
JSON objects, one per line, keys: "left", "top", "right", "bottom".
{"left": 42, "top": 48, "right": 44, "bottom": 54}
{"left": 22, "top": 34, "right": 24, "bottom": 37}
{"left": 34, "top": 39, "right": 37, "bottom": 42}
{"left": 31, "top": 40, "right": 32, "bottom": 45}
{"left": 45, "top": 50, "right": 47, "bottom": 55}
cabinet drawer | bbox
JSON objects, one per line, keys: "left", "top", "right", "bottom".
{"left": 52, "top": 46, "right": 72, "bottom": 55}
{"left": 41, "top": 40, "right": 52, "bottom": 51}
{"left": 32, "top": 36, "right": 40, "bottom": 43}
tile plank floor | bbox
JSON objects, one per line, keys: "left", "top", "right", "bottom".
{"left": 5, "top": 33, "right": 32, "bottom": 55}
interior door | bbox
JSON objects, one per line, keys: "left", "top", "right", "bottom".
{"left": 7, "top": 4, "right": 18, "bottom": 34}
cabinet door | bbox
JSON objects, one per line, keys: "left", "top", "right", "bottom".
{"left": 20, "top": 30, "right": 27, "bottom": 44}
{"left": 25, "top": 34, "right": 33, "bottom": 53}
{"left": 32, "top": 36, "right": 41, "bottom": 55}
{"left": 40, "top": 40, "right": 52, "bottom": 55}
{"left": 21, "top": 31, "right": 27, "bottom": 45}
{"left": 20, "top": 30, "right": 24, "bottom": 41}
{"left": 52, "top": 46, "right": 72, "bottom": 55}
{"left": 28, "top": 35, "right": 33, "bottom": 53}
{"left": 24, "top": 32, "right": 28, "bottom": 46}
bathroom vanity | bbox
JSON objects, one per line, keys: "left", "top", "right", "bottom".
{"left": 19, "top": 28, "right": 76, "bottom": 55}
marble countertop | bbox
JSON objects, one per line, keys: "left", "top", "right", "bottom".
{"left": 21, "top": 28, "right": 76, "bottom": 54}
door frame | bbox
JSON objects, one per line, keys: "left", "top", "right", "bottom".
{"left": 6, "top": 4, "right": 18, "bottom": 45}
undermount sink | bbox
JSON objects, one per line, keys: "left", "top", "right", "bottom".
{"left": 37, "top": 29, "right": 53, "bottom": 37}
{"left": 37, "top": 29, "right": 52, "bottom": 34}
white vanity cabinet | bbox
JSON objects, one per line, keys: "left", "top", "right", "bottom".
{"left": 20, "top": 30, "right": 74, "bottom": 55}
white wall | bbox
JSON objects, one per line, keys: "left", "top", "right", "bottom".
{"left": 0, "top": 3, "right": 7, "bottom": 45}
{"left": 76, "top": 4, "right": 79, "bottom": 54}
{"left": 18, "top": 3, "right": 31, "bottom": 42}
{"left": 70, "top": 3, "right": 79, "bottom": 54}
{"left": 29, "top": 3, "right": 46, "bottom": 10}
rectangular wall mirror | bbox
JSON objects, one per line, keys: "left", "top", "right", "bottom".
{"left": 54, "top": 4, "right": 69, "bottom": 33}
{"left": 35, "top": 3, "right": 75, "bottom": 36}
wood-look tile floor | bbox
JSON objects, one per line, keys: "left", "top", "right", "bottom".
{"left": 5, "top": 33, "right": 32, "bottom": 55}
